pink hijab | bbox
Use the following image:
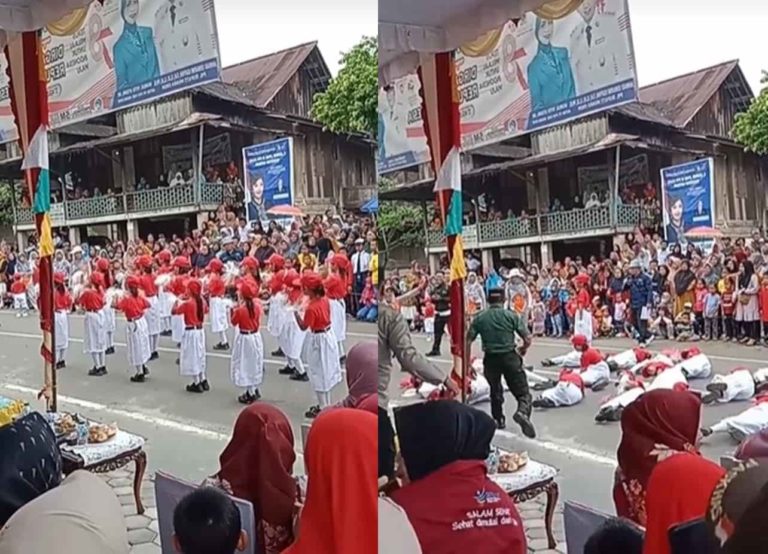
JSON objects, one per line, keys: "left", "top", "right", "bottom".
{"left": 339, "top": 342, "right": 377, "bottom": 409}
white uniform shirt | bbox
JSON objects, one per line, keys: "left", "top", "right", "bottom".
{"left": 154, "top": 0, "right": 216, "bottom": 74}
{"left": 351, "top": 251, "right": 371, "bottom": 276}
{"left": 569, "top": 11, "right": 631, "bottom": 95}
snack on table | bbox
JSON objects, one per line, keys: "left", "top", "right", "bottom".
{"left": 498, "top": 451, "right": 529, "bottom": 473}
{"left": 53, "top": 413, "right": 77, "bottom": 436}
{"left": 88, "top": 423, "right": 118, "bottom": 444}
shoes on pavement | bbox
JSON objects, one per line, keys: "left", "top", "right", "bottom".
{"left": 186, "top": 382, "right": 204, "bottom": 393}
{"left": 213, "top": 343, "right": 230, "bottom": 351}
{"left": 426, "top": 350, "right": 440, "bottom": 357}
{"left": 130, "top": 373, "right": 145, "bottom": 383}
{"left": 238, "top": 392, "right": 256, "bottom": 404}
{"left": 271, "top": 348, "right": 285, "bottom": 358}
{"left": 149, "top": 351, "right": 159, "bottom": 361}
{"left": 532, "top": 397, "right": 557, "bottom": 409}
{"left": 701, "top": 392, "right": 719, "bottom": 405}
{"left": 160, "top": 330, "right": 172, "bottom": 337}
{"left": 201, "top": 380, "right": 210, "bottom": 391}
{"left": 531, "top": 379, "right": 558, "bottom": 391}
{"left": 706, "top": 382, "right": 727, "bottom": 396}
{"left": 290, "top": 371, "right": 309, "bottom": 382}
{"left": 513, "top": 413, "right": 536, "bottom": 439}
{"left": 305, "top": 405, "right": 321, "bottom": 419}
{"left": 701, "top": 427, "right": 713, "bottom": 437}
{"left": 88, "top": 366, "right": 101, "bottom": 376}
{"left": 540, "top": 359, "right": 554, "bottom": 367}
{"left": 142, "top": 365, "right": 150, "bottom": 376}
{"left": 279, "top": 365, "right": 294, "bottom": 375}
{"left": 105, "top": 346, "right": 115, "bottom": 355}
{"left": 591, "top": 377, "right": 610, "bottom": 392}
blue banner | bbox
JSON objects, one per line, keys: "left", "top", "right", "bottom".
{"left": 242, "top": 138, "right": 294, "bottom": 232}
{"left": 660, "top": 158, "right": 715, "bottom": 245}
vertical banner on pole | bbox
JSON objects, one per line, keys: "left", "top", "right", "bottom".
{"left": 6, "top": 32, "right": 56, "bottom": 410}
{"left": 418, "top": 52, "right": 467, "bottom": 398}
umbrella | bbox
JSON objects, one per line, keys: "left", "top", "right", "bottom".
{"left": 360, "top": 197, "right": 378, "bottom": 214}
{"left": 267, "top": 204, "right": 305, "bottom": 217}
{"left": 684, "top": 226, "right": 723, "bottom": 240}
{"left": 379, "top": 0, "right": 551, "bottom": 84}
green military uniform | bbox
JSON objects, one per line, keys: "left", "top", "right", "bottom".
{"left": 468, "top": 305, "right": 532, "bottom": 423}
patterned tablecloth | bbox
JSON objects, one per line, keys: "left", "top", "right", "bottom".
{"left": 489, "top": 459, "right": 558, "bottom": 494}
{"left": 60, "top": 430, "right": 145, "bottom": 467}
{"left": 0, "top": 396, "right": 28, "bottom": 428}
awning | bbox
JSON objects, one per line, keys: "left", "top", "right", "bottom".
{"left": 379, "top": 0, "right": 550, "bottom": 85}
{"left": 360, "top": 197, "right": 378, "bottom": 213}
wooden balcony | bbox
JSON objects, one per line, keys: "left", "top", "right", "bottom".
{"left": 426, "top": 204, "right": 652, "bottom": 250}
{"left": 14, "top": 183, "right": 226, "bottom": 228}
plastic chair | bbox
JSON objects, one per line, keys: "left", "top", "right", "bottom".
{"left": 154, "top": 471, "right": 256, "bottom": 554}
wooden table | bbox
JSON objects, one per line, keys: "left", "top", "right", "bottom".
{"left": 489, "top": 459, "right": 560, "bottom": 549}
{"left": 60, "top": 430, "right": 148, "bottom": 515}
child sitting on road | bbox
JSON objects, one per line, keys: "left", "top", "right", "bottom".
{"left": 674, "top": 302, "right": 695, "bottom": 341}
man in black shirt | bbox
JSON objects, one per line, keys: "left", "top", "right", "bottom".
{"left": 426, "top": 271, "right": 451, "bottom": 357}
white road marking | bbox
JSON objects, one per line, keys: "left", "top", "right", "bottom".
{"left": 494, "top": 429, "right": 618, "bottom": 466}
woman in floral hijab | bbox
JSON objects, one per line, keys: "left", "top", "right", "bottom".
{"left": 613, "top": 389, "right": 702, "bottom": 526}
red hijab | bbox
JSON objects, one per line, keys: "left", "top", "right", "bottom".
{"left": 643, "top": 453, "right": 725, "bottom": 554}
{"left": 284, "top": 409, "right": 377, "bottom": 554}
{"left": 614, "top": 389, "right": 702, "bottom": 526}
{"left": 217, "top": 405, "right": 296, "bottom": 553}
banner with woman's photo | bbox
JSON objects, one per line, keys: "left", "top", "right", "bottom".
{"left": 660, "top": 158, "right": 715, "bottom": 245}
{"left": 0, "top": 0, "right": 221, "bottom": 140}
{"left": 242, "top": 138, "right": 294, "bottom": 232}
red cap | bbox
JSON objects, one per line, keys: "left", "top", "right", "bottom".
{"left": 96, "top": 258, "right": 110, "bottom": 272}
{"left": 301, "top": 271, "right": 323, "bottom": 290}
{"left": 135, "top": 255, "right": 152, "bottom": 269}
{"left": 266, "top": 254, "right": 285, "bottom": 270}
{"left": 572, "top": 273, "right": 590, "bottom": 287}
{"left": 173, "top": 256, "right": 191, "bottom": 269}
{"left": 571, "top": 334, "right": 588, "bottom": 349}
{"left": 284, "top": 269, "right": 299, "bottom": 283}
{"left": 126, "top": 275, "right": 141, "bottom": 289}
{"left": 242, "top": 256, "right": 259, "bottom": 270}
{"left": 90, "top": 272, "right": 105, "bottom": 288}
{"left": 187, "top": 279, "right": 202, "bottom": 297}
{"left": 239, "top": 281, "right": 257, "bottom": 300}
{"left": 206, "top": 258, "right": 224, "bottom": 273}
{"left": 289, "top": 276, "right": 302, "bottom": 289}
{"left": 156, "top": 250, "right": 172, "bottom": 264}
{"left": 53, "top": 272, "right": 66, "bottom": 285}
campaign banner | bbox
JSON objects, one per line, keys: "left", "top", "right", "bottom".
{"left": 0, "top": 0, "right": 220, "bottom": 140}
{"left": 458, "top": 0, "right": 637, "bottom": 150}
{"left": 377, "top": 73, "right": 431, "bottom": 173}
{"left": 242, "top": 138, "right": 294, "bottom": 232}
{"left": 660, "top": 158, "right": 715, "bottom": 245}
{"left": 376, "top": 0, "right": 638, "bottom": 169}
{"left": 162, "top": 133, "right": 231, "bottom": 174}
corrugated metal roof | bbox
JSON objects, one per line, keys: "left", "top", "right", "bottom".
{"left": 57, "top": 122, "right": 117, "bottom": 138}
{"left": 635, "top": 60, "right": 740, "bottom": 128}
{"left": 220, "top": 41, "right": 330, "bottom": 107}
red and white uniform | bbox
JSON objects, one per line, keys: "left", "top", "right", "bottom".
{"left": 674, "top": 353, "right": 712, "bottom": 380}
{"left": 116, "top": 294, "right": 152, "bottom": 368}
{"left": 207, "top": 272, "right": 231, "bottom": 335}
{"left": 79, "top": 288, "right": 106, "bottom": 354}
{"left": 172, "top": 294, "right": 207, "bottom": 378}
{"left": 577, "top": 347, "right": 610, "bottom": 387}
{"left": 708, "top": 369, "right": 756, "bottom": 404}
{"left": 324, "top": 273, "right": 347, "bottom": 345}
{"left": 710, "top": 395, "right": 768, "bottom": 441}
{"left": 607, "top": 348, "right": 652, "bottom": 371}
{"left": 300, "top": 296, "right": 342, "bottom": 394}
{"left": 540, "top": 370, "right": 585, "bottom": 407}
{"left": 139, "top": 272, "right": 161, "bottom": 338}
{"left": 168, "top": 274, "right": 190, "bottom": 343}
{"left": 54, "top": 285, "right": 73, "bottom": 359}
{"left": 230, "top": 301, "right": 264, "bottom": 389}
{"left": 266, "top": 269, "right": 287, "bottom": 339}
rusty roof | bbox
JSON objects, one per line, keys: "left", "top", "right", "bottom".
{"left": 635, "top": 60, "right": 743, "bottom": 128}
{"left": 220, "top": 42, "right": 331, "bottom": 108}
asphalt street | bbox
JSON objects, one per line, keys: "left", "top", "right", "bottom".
{"left": 0, "top": 310, "right": 762, "bottom": 514}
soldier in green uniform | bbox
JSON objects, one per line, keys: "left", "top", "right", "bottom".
{"left": 467, "top": 288, "right": 536, "bottom": 438}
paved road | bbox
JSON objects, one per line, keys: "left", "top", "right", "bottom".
{"left": 0, "top": 310, "right": 377, "bottom": 482}
{"left": 393, "top": 332, "right": 766, "bottom": 513}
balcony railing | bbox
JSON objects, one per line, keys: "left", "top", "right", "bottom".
{"left": 426, "top": 204, "right": 646, "bottom": 248}
{"left": 14, "top": 183, "right": 226, "bottom": 226}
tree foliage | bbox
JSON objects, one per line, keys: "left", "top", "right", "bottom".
{"left": 732, "top": 71, "right": 768, "bottom": 154}
{"left": 0, "top": 182, "right": 13, "bottom": 226}
{"left": 311, "top": 36, "right": 378, "bottom": 138}
{"left": 378, "top": 177, "right": 427, "bottom": 254}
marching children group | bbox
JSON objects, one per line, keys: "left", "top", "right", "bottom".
{"left": 46, "top": 250, "right": 347, "bottom": 414}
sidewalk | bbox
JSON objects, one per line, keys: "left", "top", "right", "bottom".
{"left": 103, "top": 467, "right": 567, "bottom": 554}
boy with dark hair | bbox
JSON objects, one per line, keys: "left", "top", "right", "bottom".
{"left": 584, "top": 518, "right": 643, "bottom": 554}
{"left": 173, "top": 487, "right": 248, "bottom": 554}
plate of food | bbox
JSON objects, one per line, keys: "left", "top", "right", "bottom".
{"left": 88, "top": 423, "right": 118, "bottom": 444}
{"left": 498, "top": 451, "right": 529, "bottom": 473}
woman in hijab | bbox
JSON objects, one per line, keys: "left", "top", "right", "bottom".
{"left": 390, "top": 401, "right": 527, "bottom": 554}
{"left": 673, "top": 259, "right": 697, "bottom": 317}
{"left": 613, "top": 389, "right": 702, "bottom": 526}
{"left": 642, "top": 453, "right": 725, "bottom": 554}
{"left": 484, "top": 267, "right": 503, "bottom": 294}
{"left": 527, "top": 17, "right": 576, "bottom": 113}
{"left": 335, "top": 341, "right": 377, "bottom": 410}
{"left": 735, "top": 259, "right": 760, "bottom": 345}
{"left": 465, "top": 272, "right": 486, "bottom": 315}
{"left": 211, "top": 404, "right": 296, "bottom": 554}
{"left": 254, "top": 236, "right": 276, "bottom": 266}
{"left": 284, "top": 409, "right": 376, "bottom": 554}
{"left": 0, "top": 412, "right": 62, "bottom": 526}
{"left": 0, "top": 470, "right": 128, "bottom": 553}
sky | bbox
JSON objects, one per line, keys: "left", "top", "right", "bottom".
{"left": 213, "top": 0, "right": 377, "bottom": 75}
{"left": 628, "top": 0, "right": 768, "bottom": 92}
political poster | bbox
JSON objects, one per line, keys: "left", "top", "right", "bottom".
{"left": 242, "top": 138, "right": 294, "bottom": 232}
{"left": 376, "top": 0, "right": 638, "bottom": 167}
{"left": 0, "top": 0, "right": 220, "bottom": 141}
{"left": 377, "top": 73, "right": 431, "bottom": 173}
{"left": 660, "top": 158, "right": 715, "bottom": 246}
